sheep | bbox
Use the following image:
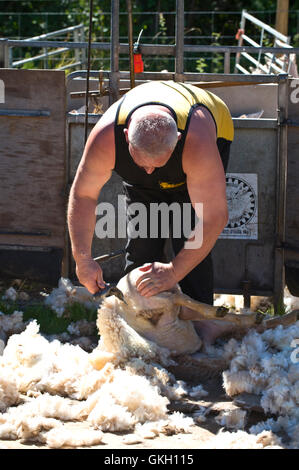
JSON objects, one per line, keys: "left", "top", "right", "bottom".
{"left": 96, "top": 266, "right": 299, "bottom": 358}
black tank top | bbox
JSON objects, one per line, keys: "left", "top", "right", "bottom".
{"left": 113, "top": 81, "right": 233, "bottom": 192}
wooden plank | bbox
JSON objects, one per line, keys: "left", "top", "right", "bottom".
{"left": 0, "top": 70, "right": 66, "bottom": 250}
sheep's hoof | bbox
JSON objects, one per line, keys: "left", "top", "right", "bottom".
{"left": 216, "top": 306, "right": 229, "bottom": 318}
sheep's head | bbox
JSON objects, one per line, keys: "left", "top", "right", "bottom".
{"left": 115, "top": 267, "right": 181, "bottom": 330}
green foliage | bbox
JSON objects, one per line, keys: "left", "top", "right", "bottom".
{"left": 22, "top": 304, "right": 71, "bottom": 335}
{"left": 211, "top": 32, "right": 223, "bottom": 73}
{"left": 1, "top": 1, "right": 298, "bottom": 74}
{"left": 0, "top": 297, "right": 97, "bottom": 335}
{"left": 196, "top": 57, "right": 208, "bottom": 73}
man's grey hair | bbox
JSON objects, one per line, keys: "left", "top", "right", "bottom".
{"left": 128, "top": 111, "right": 178, "bottom": 158}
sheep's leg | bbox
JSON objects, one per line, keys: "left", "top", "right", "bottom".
{"left": 174, "top": 292, "right": 263, "bottom": 328}
{"left": 176, "top": 292, "right": 299, "bottom": 331}
{"left": 256, "top": 309, "right": 299, "bottom": 332}
{"left": 174, "top": 293, "right": 228, "bottom": 318}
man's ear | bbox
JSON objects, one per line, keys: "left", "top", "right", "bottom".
{"left": 177, "top": 132, "right": 182, "bottom": 141}
{"left": 123, "top": 128, "right": 129, "bottom": 143}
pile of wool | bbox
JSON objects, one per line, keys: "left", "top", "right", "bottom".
{"left": 44, "top": 277, "right": 100, "bottom": 316}
{"left": 215, "top": 408, "right": 247, "bottom": 430}
{"left": 2, "top": 287, "right": 18, "bottom": 302}
{"left": 222, "top": 322, "right": 299, "bottom": 446}
{"left": 0, "top": 316, "right": 194, "bottom": 448}
{"left": 2, "top": 286, "right": 29, "bottom": 302}
{"left": 199, "top": 429, "right": 283, "bottom": 449}
{"left": 0, "top": 310, "right": 27, "bottom": 343}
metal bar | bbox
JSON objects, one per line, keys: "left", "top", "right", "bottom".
{"left": 67, "top": 113, "right": 100, "bottom": 124}
{"left": 235, "top": 63, "right": 250, "bottom": 74}
{"left": 69, "top": 70, "right": 287, "bottom": 84}
{"left": 12, "top": 47, "right": 69, "bottom": 67}
{"left": 234, "top": 10, "right": 246, "bottom": 73}
{"left": 126, "top": 0, "right": 135, "bottom": 89}
{"left": 233, "top": 118, "right": 278, "bottom": 129}
{"left": 241, "top": 34, "right": 260, "bottom": 47}
{"left": 224, "top": 51, "right": 230, "bottom": 73}
{"left": 175, "top": 0, "right": 184, "bottom": 82}
{"left": 0, "top": 39, "right": 9, "bottom": 68}
{"left": 0, "top": 230, "right": 51, "bottom": 236}
{"left": 275, "top": 38, "right": 293, "bottom": 48}
{"left": 6, "top": 40, "right": 299, "bottom": 55}
{"left": 74, "top": 80, "right": 278, "bottom": 97}
{"left": 74, "top": 28, "right": 80, "bottom": 70}
{"left": 110, "top": 0, "right": 120, "bottom": 105}
{"left": 133, "top": 71, "right": 288, "bottom": 82}
{"left": 242, "top": 10, "right": 290, "bottom": 43}
{"left": 57, "top": 61, "right": 82, "bottom": 71}
{"left": 43, "top": 46, "right": 48, "bottom": 69}
{"left": 80, "top": 24, "right": 86, "bottom": 67}
{"left": 266, "top": 54, "right": 287, "bottom": 67}
{"left": 182, "top": 45, "right": 296, "bottom": 54}
{"left": 0, "top": 244, "right": 53, "bottom": 252}
{"left": 0, "top": 109, "right": 50, "bottom": 117}
{"left": 8, "top": 47, "right": 13, "bottom": 68}
{"left": 84, "top": 0, "right": 93, "bottom": 145}
{"left": 70, "top": 84, "right": 280, "bottom": 100}
{"left": 25, "top": 24, "right": 85, "bottom": 42}
{"left": 268, "top": 40, "right": 276, "bottom": 75}
{"left": 66, "top": 70, "right": 288, "bottom": 85}
{"left": 273, "top": 76, "right": 289, "bottom": 312}
{"left": 240, "top": 52, "right": 269, "bottom": 73}
{"left": 258, "top": 27, "right": 264, "bottom": 68}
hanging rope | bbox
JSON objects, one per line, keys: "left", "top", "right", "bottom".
{"left": 84, "top": 0, "right": 94, "bottom": 145}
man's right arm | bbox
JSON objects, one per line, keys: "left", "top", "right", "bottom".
{"left": 67, "top": 107, "right": 116, "bottom": 294}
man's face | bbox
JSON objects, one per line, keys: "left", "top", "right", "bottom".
{"left": 123, "top": 127, "right": 177, "bottom": 174}
{"left": 127, "top": 143, "right": 172, "bottom": 174}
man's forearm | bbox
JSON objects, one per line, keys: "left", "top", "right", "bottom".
{"left": 67, "top": 191, "right": 98, "bottom": 263}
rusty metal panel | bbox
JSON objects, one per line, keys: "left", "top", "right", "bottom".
{"left": 284, "top": 78, "right": 299, "bottom": 295}
{"left": 285, "top": 78, "right": 299, "bottom": 248}
{"left": 212, "top": 123, "right": 279, "bottom": 297}
{"left": 0, "top": 69, "right": 66, "bottom": 284}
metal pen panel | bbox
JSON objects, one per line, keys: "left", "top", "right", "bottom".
{"left": 110, "top": 0, "right": 120, "bottom": 104}
{"left": 175, "top": 0, "right": 184, "bottom": 82}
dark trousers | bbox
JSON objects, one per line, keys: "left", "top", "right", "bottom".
{"left": 123, "top": 138, "right": 231, "bottom": 305}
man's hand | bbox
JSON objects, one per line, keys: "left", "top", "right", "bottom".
{"left": 75, "top": 258, "right": 106, "bottom": 294}
{"left": 135, "top": 262, "right": 178, "bottom": 297}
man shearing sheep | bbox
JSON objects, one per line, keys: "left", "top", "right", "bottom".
{"left": 67, "top": 80, "right": 234, "bottom": 312}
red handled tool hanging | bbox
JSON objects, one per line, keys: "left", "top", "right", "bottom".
{"left": 133, "top": 29, "right": 144, "bottom": 73}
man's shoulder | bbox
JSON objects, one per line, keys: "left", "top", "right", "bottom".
{"left": 188, "top": 105, "right": 217, "bottom": 138}
{"left": 92, "top": 101, "right": 120, "bottom": 143}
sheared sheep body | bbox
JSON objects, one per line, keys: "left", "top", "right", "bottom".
{"left": 98, "top": 267, "right": 202, "bottom": 355}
